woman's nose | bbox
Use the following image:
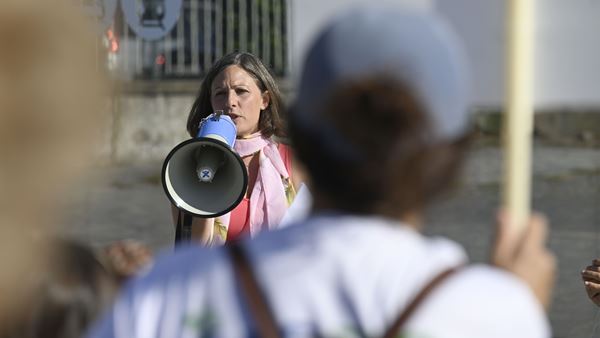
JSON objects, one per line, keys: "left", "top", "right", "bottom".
{"left": 226, "top": 91, "right": 237, "bottom": 107}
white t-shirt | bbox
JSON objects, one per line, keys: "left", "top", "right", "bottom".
{"left": 88, "top": 215, "right": 550, "bottom": 338}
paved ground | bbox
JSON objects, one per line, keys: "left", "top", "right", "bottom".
{"left": 59, "top": 143, "right": 600, "bottom": 338}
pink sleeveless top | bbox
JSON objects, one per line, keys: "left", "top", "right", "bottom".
{"left": 226, "top": 144, "right": 293, "bottom": 242}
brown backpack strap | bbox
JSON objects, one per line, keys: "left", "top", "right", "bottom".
{"left": 382, "top": 266, "right": 462, "bottom": 338}
{"left": 228, "top": 243, "right": 281, "bottom": 338}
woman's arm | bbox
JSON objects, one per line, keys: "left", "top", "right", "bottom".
{"left": 170, "top": 204, "right": 214, "bottom": 245}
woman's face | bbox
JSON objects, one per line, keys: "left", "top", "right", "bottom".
{"left": 210, "top": 65, "right": 269, "bottom": 138}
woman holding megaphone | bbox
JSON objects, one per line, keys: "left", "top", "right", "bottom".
{"left": 170, "top": 52, "right": 303, "bottom": 245}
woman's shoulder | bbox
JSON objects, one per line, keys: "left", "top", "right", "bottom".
{"left": 443, "top": 264, "right": 541, "bottom": 302}
{"left": 277, "top": 142, "right": 291, "bottom": 158}
{"left": 274, "top": 140, "right": 293, "bottom": 174}
{"left": 407, "top": 264, "right": 550, "bottom": 338}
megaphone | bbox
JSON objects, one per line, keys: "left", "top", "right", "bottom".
{"left": 161, "top": 111, "right": 248, "bottom": 220}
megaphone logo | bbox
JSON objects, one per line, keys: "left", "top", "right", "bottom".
{"left": 161, "top": 111, "right": 248, "bottom": 218}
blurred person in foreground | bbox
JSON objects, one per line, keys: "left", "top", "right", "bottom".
{"left": 0, "top": 238, "right": 120, "bottom": 338}
{"left": 88, "top": 6, "right": 555, "bottom": 338}
{"left": 0, "top": 0, "right": 107, "bottom": 331}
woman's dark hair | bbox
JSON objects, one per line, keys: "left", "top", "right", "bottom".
{"left": 290, "top": 76, "right": 472, "bottom": 218}
{"left": 1, "top": 238, "right": 118, "bottom": 338}
{"left": 186, "top": 52, "right": 286, "bottom": 138}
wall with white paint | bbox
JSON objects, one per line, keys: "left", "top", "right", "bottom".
{"left": 288, "top": 0, "right": 600, "bottom": 108}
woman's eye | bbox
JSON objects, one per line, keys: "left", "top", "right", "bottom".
{"left": 236, "top": 88, "right": 249, "bottom": 94}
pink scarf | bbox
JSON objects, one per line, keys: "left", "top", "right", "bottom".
{"left": 216, "top": 133, "right": 290, "bottom": 238}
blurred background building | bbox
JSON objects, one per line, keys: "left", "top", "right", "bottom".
{"left": 82, "top": 0, "right": 599, "bottom": 163}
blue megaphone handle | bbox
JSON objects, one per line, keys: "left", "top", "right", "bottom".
{"left": 197, "top": 111, "right": 237, "bottom": 148}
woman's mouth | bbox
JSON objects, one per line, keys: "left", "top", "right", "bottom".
{"left": 227, "top": 113, "right": 241, "bottom": 121}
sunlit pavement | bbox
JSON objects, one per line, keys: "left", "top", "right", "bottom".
{"left": 61, "top": 143, "right": 600, "bottom": 338}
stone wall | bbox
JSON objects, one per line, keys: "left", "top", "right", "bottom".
{"left": 98, "top": 80, "right": 599, "bottom": 164}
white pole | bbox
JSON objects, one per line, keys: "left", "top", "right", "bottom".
{"left": 503, "top": 0, "right": 535, "bottom": 231}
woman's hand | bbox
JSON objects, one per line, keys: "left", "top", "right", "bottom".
{"left": 171, "top": 204, "right": 215, "bottom": 245}
{"left": 491, "top": 210, "right": 556, "bottom": 310}
{"left": 191, "top": 217, "right": 215, "bottom": 245}
{"left": 581, "top": 259, "right": 600, "bottom": 306}
{"left": 102, "top": 240, "right": 153, "bottom": 283}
